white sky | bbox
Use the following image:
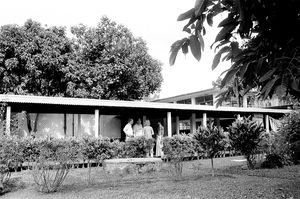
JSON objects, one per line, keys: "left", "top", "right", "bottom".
{"left": 0, "top": 0, "right": 230, "bottom": 98}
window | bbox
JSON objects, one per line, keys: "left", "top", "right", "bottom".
{"left": 195, "top": 95, "right": 213, "bottom": 105}
{"left": 177, "top": 99, "right": 191, "bottom": 104}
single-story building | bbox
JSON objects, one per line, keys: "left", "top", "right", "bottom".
{"left": 0, "top": 94, "right": 291, "bottom": 139}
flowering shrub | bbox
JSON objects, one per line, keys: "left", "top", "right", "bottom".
{"left": 162, "top": 134, "right": 197, "bottom": 179}
{"left": 121, "top": 136, "right": 155, "bottom": 158}
{"left": 227, "top": 117, "right": 265, "bottom": 169}
{"left": 193, "top": 123, "right": 226, "bottom": 176}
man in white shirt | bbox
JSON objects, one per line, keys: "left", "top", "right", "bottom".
{"left": 123, "top": 118, "right": 134, "bottom": 140}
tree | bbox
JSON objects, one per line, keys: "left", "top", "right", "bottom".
{"left": 0, "top": 19, "right": 72, "bottom": 96}
{"left": 66, "top": 17, "right": 162, "bottom": 100}
{"left": 193, "top": 123, "right": 226, "bottom": 176}
{"left": 227, "top": 117, "right": 265, "bottom": 169}
{"left": 0, "top": 19, "right": 73, "bottom": 134}
{"left": 170, "top": 0, "right": 300, "bottom": 100}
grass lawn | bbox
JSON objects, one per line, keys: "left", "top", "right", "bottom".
{"left": 2, "top": 156, "right": 300, "bottom": 199}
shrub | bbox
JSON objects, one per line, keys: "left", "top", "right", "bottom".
{"left": 261, "top": 153, "right": 284, "bottom": 168}
{"left": 31, "top": 138, "right": 79, "bottom": 193}
{"left": 162, "top": 134, "right": 197, "bottom": 180}
{"left": 193, "top": 123, "right": 226, "bottom": 176}
{"left": 227, "top": 117, "right": 265, "bottom": 169}
{"left": 278, "top": 111, "right": 300, "bottom": 164}
{"left": 121, "top": 136, "right": 155, "bottom": 158}
{"left": 0, "top": 136, "right": 23, "bottom": 193}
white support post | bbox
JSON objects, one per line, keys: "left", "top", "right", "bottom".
{"left": 265, "top": 114, "right": 270, "bottom": 133}
{"left": 99, "top": 114, "right": 104, "bottom": 138}
{"left": 191, "top": 97, "right": 196, "bottom": 105}
{"left": 167, "top": 112, "right": 172, "bottom": 137}
{"left": 202, "top": 113, "right": 207, "bottom": 128}
{"left": 190, "top": 113, "right": 196, "bottom": 134}
{"left": 176, "top": 116, "right": 180, "bottom": 135}
{"left": 95, "top": 109, "right": 99, "bottom": 138}
{"left": 242, "top": 95, "right": 248, "bottom": 108}
{"left": 6, "top": 106, "right": 11, "bottom": 136}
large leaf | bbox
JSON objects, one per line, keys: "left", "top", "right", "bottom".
{"left": 239, "top": 62, "right": 250, "bottom": 78}
{"left": 190, "top": 35, "right": 201, "bottom": 61}
{"left": 206, "top": 13, "right": 214, "bottom": 26}
{"left": 182, "top": 16, "right": 197, "bottom": 32}
{"left": 212, "top": 46, "right": 230, "bottom": 70}
{"left": 215, "top": 23, "right": 236, "bottom": 43}
{"left": 194, "top": 0, "right": 206, "bottom": 16}
{"left": 218, "top": 14, "right": 235, "bottom": 27}
{"left": 198, "top": 34, "right": 205, "bottom": 51}
{"left": 169, "top": 38, "right": 187, "bottom": 66}
{"left": 261, "top": 76, "right": 280, "bottom": 99}
{"left": 259, "top": 68, "right": 277, "bottom": 82}
{"left": 291, "top": 78, "right": 300, "bottom": 92}
{"left": 221, "top": 68, "right": 238, "bottom": 88}
{"left": 182, "top": 41, "right": 189, "bottom": 54}
{"left": 177, "top": 8, "right": 195, "bottom": 21}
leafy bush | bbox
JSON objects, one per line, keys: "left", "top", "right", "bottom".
{"left": 31, "top": 138, "right": 79, "bottom": 193}
{"left": 0, "top": 136, "right": 23, "bottom": 193}
{"left": 278, "top": 111, "right": 300, "bottom": 164}
{"left": 121, "top": 136, "right": 155, "bottom": 158}
{"left": 227, "top": 117, "right": 265, "bottom": 169}
{"left": 162, "top": 134, "right": 197, "bottom": 179}
{"left": 193, "top": 123, "right": 226, "bottom": 176}
{"left": 261, "top": 153, "right": 284, "bottom": 168}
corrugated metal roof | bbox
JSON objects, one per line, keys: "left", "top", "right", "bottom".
{"left": 0, "top": 94, "right": 291, "bottom": 114}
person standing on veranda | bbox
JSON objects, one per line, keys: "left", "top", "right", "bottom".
{"left": 143, "top": 119, "right": 154, "bottom": 157}
{"left": 156, "top": 122, "right": 164, "bottom": 157}
{"left": 123, "top": 118, "right": 134, "bottom": 141}
{"left": 133, "top": 118, "right": 143, "bottom": 137}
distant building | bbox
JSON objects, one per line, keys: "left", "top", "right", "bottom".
{"left": 154, "top": 88, "right": 293, "bottom": 133}
{"left": 154, "top": 88, "right": 293, "bottom": 109}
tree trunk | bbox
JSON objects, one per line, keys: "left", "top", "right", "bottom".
{"left": 211, "top": 158, "right": 214, "bottom": 177}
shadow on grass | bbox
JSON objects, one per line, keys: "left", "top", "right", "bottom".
{"left": 0, "top": 177, "right": 26, "bottom": 196}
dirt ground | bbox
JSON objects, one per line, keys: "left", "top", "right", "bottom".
{"left": 2, "top": 156, "right": 300, "bottom": 199}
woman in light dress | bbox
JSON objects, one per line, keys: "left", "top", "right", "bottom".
{"left": 133, "top": 118, "right": 143, "bottom": 137}
{"left": 143, "top": 120, "right": 154, "bottom": 157}
{"left": 156, "top": 122, "right": 164, "bottom": 157}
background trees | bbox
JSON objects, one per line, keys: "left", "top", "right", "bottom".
{"left": 0, "top": 17, "right": 163, "bottom": 100}
{"left": 170, "top": 0, "right": 300, "bottom": 100}
{"left": 0, "top": 19, "right": 72, "bottom": 96}
{"left": 66, "top": 17, "right": 162, "bottom": 100}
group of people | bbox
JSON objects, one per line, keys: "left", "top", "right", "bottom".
{"left": 123, "top": 118, "right": 164, "bottom": 157}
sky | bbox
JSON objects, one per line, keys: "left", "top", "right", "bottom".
{"left": 0, "top": 0, "right": 230, "bottom": 98}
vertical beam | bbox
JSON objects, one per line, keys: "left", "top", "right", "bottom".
{"left": 191, "top": 97, "right": 196, "bottom": 105}
{"left": 72, "top": 114, "right": 75, "bottom": 137}
{"left": 265, "top": 114, "right": 270, "bottom": 133}
{"left": 190, "top": 113, "right": 196, "bottom": 134}
{"left": 215, "top": 118, "right": 221, "bottom": 130}
{"left": 63, "top": 113, "right": 67, "bottom": 137}
{"left": 176, "top": 116, "right": 180, "bottom": 135}
{"left": 202, "top": 112, "right": 207, "bottom": 128}
{"left": 99, "top": 114, "right": 104, "bottom": 138}
{"left": 163, "top": 118, "right": 167, "bottom": 137}
{"left": 167, "top": 112, "right": 172, "bottom": 137}
{"left": 6, "top": 106, "right": 11, "bottom": 136}
{"left": 242, "top": 95, "right": 248, "bottom": 108}
{"left": 77, "top": 114, "right": 81, "bottom": 136}
{"left": 95, "top": 109, "right": 99, "bottom": 138}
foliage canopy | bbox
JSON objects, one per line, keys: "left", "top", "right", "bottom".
{"left": 171, "top": 0, "right": 300, "bottom": 100}
{"left": 0, "top": 17, "right": 163, "bottom": 100}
